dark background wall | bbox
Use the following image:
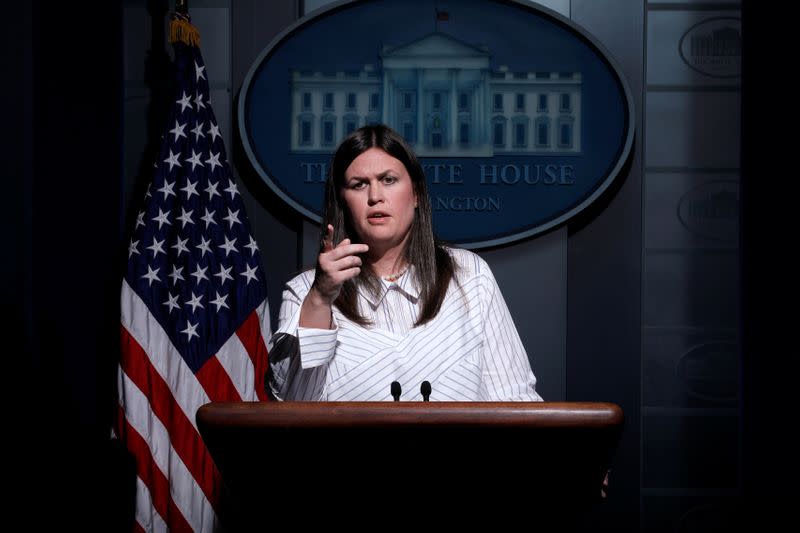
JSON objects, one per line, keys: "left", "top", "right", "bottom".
{"left": 5, "top": 2, "right": 130, "bottom": 529}
{"left": 6, "top": 0, "right": 792, "bottom": 531}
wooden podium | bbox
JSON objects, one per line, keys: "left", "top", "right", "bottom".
{"left": 197, "top": 401, "right": 623, "bottom": 531}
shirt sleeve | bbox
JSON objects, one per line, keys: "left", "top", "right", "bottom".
{"left": 476, "top": 265, "right": 544, "bottom": 402}
{"left": 267, "top": 276, "right": 338, "bottom": 401}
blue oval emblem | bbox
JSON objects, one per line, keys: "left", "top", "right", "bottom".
{"left": 239, "top": 0, "right": 635, "bottom": 248}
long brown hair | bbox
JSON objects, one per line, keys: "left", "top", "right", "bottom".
{"left": 322, "top": 124, "right": 456, "bottom": 327}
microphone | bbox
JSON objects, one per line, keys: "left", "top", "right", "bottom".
{"left": 391, "top": 381, "right": 401, "bottom": 401}
{"left": 421, "top": 381, "right": 431, "bottom": 401}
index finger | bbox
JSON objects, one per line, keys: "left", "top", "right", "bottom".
{"left": 321, "top": 224, "right": 334, "bottom": 252}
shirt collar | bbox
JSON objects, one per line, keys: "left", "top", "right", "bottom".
{"left": 358, "top": 267, "right": 420, "bottom": 307}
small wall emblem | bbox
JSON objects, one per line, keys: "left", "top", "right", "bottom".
{"left": 679, "top": 17, "right": 741, "bottom": 78}
{"left": 678, "top": 180, "right": 739, "bottom": 243}
{"left": 677, "top": 341, "right": 739, "bottom": 404}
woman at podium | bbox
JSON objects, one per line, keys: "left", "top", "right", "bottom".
{"left": 267, "top": 124, "right": 543, "bottom": 402}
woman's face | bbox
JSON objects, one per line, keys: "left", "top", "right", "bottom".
{"left": 341, "top": 147, "right": 418, "bottom": 254}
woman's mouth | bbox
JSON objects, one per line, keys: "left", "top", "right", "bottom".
{"left": 367, "top": 212, "right": 390, "bottom": 223}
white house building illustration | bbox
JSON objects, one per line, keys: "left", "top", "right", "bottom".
{"left": 289, "top": 32, "right": 582, "bottom": 156}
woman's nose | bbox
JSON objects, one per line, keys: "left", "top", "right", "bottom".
{"left": 367, "top": 183, "right": 384, "bottom": 205}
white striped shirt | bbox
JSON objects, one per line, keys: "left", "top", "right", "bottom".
{"left": 268, "top": 248, "right": 543, "bottom": 402}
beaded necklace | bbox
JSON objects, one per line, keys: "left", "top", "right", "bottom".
{"left": 382, "top": 266, "right": 408, "bottom": 282}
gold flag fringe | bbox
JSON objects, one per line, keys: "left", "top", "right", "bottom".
{"left": 169, "top": 15, "right": 200, "bottom": 47}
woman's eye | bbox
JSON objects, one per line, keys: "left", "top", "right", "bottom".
{"left": 350, "top": 181, "right": 365, "bottom": 189}
{"left": 383, "top": 176, "right": 397, "bottom": 184}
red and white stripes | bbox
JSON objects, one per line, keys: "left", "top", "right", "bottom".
{"left": 117, "top": 279, "right": 269, "bottom": 532}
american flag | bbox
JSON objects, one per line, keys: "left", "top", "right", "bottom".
{"left": 117, "top": 16, "right": 270, "bottom": 533}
